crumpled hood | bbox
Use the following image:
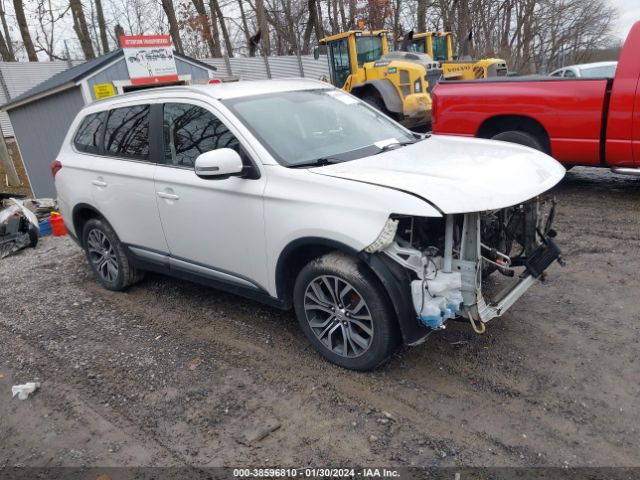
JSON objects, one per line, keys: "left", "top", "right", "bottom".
{"left": 310, "top": 135, "right": 565, "bottom": 213}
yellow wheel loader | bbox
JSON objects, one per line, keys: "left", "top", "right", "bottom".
{"left": 404, "top": 31, "right": 508, "bottom": 80}
{"left": 316, "top": 30, "right": 438, "bottom": 128}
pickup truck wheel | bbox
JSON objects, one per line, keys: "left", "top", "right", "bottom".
{"left": 82, "top": 218, "right": 143, "bottom": 291}
{"left": 293, "top": 252, "right": 399, "bottom": 371}
{"left": 491, "top": 131, "right": 544, "bottom": 152}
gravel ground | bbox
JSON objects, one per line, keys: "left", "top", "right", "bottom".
{"left": 0, "top": 167, "right": 639, "bottom": 469}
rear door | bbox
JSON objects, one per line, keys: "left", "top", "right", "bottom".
{"left": 89, "top": 103, "right": 168, "bottom": 253}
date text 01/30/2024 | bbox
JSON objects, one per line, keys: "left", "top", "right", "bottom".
{"left": 232, "top": 468, "right": 401, "bottom": 478}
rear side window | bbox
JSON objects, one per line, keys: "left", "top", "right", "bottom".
{"left": 104, "top": 105, "right": 150, "bottom": 160}
{"left": 74, "top": 112, "right": 105, "bottom": 154}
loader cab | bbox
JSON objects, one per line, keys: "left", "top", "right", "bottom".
{"left": 319, "top": 31, "right": 389, "bottom": 89}
{"left": 407, "top": 32, "right": 454, "bottom": 62}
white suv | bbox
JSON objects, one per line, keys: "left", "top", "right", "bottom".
{"left": 54, "top": 79, "right": 565, "bottom": 370}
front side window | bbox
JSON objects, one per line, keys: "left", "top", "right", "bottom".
{"left": 104, "top": 105, "right": 150, "bottom": 160}
{"left": 563, "top": 69, "right": 577, "bottom": 78}
{"left": 74, "top": 112, "right": 105, "bottom": 154}
{"left": 223, "top": 89, "right": 415, "bottom": 167}
{"left": 163, "top": 103, "right": 239, "bottom": 167}
{"left": 356, "top": 36, "right": 383, "bottom": 66}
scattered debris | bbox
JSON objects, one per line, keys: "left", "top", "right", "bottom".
{"left": 236, "top": 418, "right": 281, "bottom": 446}
{"left": 368, "top": 435, "right": 379, "bottom": 443}
{"left": 12, "top": 382, "right": 41, "bottom": 400}
{"left": 188, "top": 358, "right": 203, "bottom": 370}
{"left": 0, "top": 198, "right": 39, "bottom": 259}
{"left": 381, "top": 410, "right": 395, "bottom": 420}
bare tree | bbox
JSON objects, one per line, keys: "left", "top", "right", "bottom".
{"left": 210, "top": 0, "right": 233, "bottom": 56}
{"left": 33, "top": 0, "right": 70, "bottom": 60}
{"left": 161, "top": 0, "right": 183, "bottom": 53}
{"left": 0, "top": 0, "right": 15, "bottom": 60}
{"left": 95, "top": 0, "right": 109, "bottom": 52}
{"left": 13, "top": 0, "right": 38, "bottom": 60}
{"left": 0, "top": 29, "right": 12, "bottom": 60}
{"left": 191, "top": 0, "right": 220, "bottom": 56}
{"left": 70, "top": 0, "right": 96, "bottom": 59}
{"left": 255, "top": 0, "right": 270, "bottom": 55}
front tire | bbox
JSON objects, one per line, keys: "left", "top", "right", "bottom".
{"left": 293, "top": 252, "right": 399, "bottom": 371}
{"left": 82, "top": 218, "right": 143, "bottom": 291}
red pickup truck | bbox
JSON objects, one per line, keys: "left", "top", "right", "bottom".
{"left": 431, "top": 21, "right": 640, "bottom": 174}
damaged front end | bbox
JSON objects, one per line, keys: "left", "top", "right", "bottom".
{"left": 365, "top": 197, "right": 563, "bottom": 336}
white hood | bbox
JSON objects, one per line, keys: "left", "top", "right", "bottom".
{"left": 310, "top": 135, "right": 566, "bottom": 214}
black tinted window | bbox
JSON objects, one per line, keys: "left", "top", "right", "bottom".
{"left": 163, "top": 103, "right": 239, "bottom": 167}
{"left": 74, "top": 112, "right": 105, "bottom": 154}
{"left": 104, "top": 105, "right": 150, "bottom": 159}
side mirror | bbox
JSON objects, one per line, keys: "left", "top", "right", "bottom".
{"left": 194, "top": 148, "right": 243, "bottom": 179}
{"left": 313, "top": 46, "right": 320, "bottom": 60}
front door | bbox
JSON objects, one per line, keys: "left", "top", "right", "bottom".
{"left": 153, "top": 101, "right": 269, "bottom": 292}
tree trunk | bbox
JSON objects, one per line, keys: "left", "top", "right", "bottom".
{"left": 0, "top": 28, "right": 12, "bottom": 61}
{"left": 255, "top": 0, "right": 270, "bottom": 55}
{"left": 161, "top": 0, "right": 183, "bottom": 53}
{"left": 302, "top": 12, "right": 314, "bottom": 53}
{"left": 210, "top": 0, "right": 233, "bottom": 57}
{"left": 237, "top": 0, "right": 251, "bottom": 54}
{"left": 416, "top": 0, "right": 427, "bottom": 32}
{"left": 13, "top": 0, "right": 38, "bottom": 61}
{"left": 0, "top": 3, "right": 15, "bottom": 60}
{"left": 70, "top": 0, "right": 96, "bottom": 59}
{"left": 114, "top": 24, "right": 125, "bottom": 47}
{"left": 192, "top": 0, "right": 219, "bottom": 57}
{"left": 338, "top": 0, "right": 348, "bottom": 30}
{"left": 94, "top": 0, "right": 109, "bottom": 53}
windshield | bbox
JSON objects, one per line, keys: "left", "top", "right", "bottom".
{"left": 581, "top": 64, "right": 617, "bottom": 78}
{"left": 223, "top": 89, "right": 415, "bottom": 167}
{"left": 356, "top": 36, "right": 383, "bottom": 66}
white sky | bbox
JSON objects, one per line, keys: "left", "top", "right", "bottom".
{"left": 610, "top": 0, "right": 640, "bottom": 40}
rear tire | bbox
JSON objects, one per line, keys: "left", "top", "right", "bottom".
{"left": 293, "top": 252, "right": 399, "bottom": 371}
{"left": 82, "top": 218, "right": 143, "bottom": 291}
{"left": 491, "top": 130, "right": 545, "bottom": 152}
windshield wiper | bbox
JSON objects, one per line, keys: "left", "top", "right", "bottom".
{"left": 376, "top": 140, "right": 417, "bottom": 154}
{"left": 288, "top": 157, "right": 343, "bottom": 168}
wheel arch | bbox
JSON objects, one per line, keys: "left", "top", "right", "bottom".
{"left": 275, "top": 237, "right": 360, "bottom": 306}
{"left": 351, "top": 79, "right": 403, "bottom": 114}
{"left": 476, "top": 115, "right": 552, "bottom": 155}
{"left": 72, "top": 203, "right": 110, "bottom": 246}
{"left": 275, "top": 237, "right": 429, "bottom": 345}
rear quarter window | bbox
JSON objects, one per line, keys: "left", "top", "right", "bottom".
{"left": 73, "top": 112, "right": 106, "bottom": 154}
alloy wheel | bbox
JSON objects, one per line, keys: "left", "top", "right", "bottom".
{"left": 303, "top": 275, "right": 374, "bottom": 358}
{"left": 86, "top": 228, "right": 119, "bottom": 283}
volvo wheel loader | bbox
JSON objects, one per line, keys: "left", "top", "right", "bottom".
{"left": 316, "top": 30, "right": 438, "bottom": 128}
{"left": 403, "top": 31, "right": 508, "bottom": 80}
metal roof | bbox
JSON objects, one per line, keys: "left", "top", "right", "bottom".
{"left": 2, "top": 49, "right": 216, "bottom": 111}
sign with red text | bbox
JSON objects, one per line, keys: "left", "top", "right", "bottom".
{"left": 120, "top": 35, "right": 179, "bottom": 85}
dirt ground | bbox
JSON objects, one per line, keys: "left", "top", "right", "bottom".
{"left": 1, "top": 167, "right": 638, "bottom": 470}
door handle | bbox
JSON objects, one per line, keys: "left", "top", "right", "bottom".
{"left": 157, "top": 191, "right": 180, "bottom": 200}
{"left": 92, "top": 179, "right": 107, "bottom": 187}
